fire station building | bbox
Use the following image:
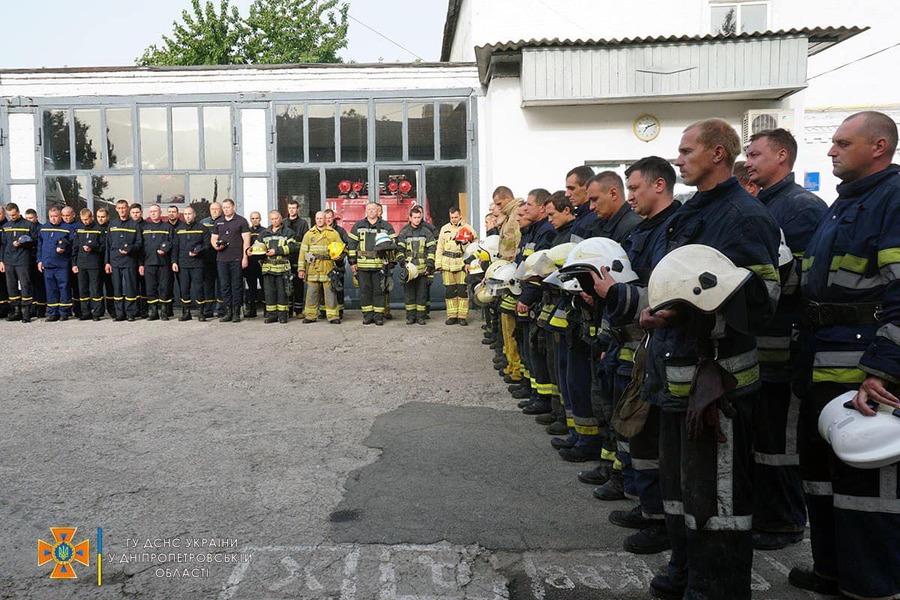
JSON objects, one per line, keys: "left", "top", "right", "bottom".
{"left": 0, "top": 0, "right": 897, "bottom": 233}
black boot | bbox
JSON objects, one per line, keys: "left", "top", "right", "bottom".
{"left": 592, "top": 470, "right": 626, "bottom": 500}
{"left": 374, "top": 314, "right": 384, "bottom": 326}
{"left": 363, "top": 312, "right": 375, "bottom": 325}
{"left": 232, "top": 309, "right": 242, "bottom": 323}
{"left": 148, "top": 305, "right": 159, "bottom": 321}
{"left": 21, "top": 306, "right": 32, "bottom": 323}
{"left": 159, "top": 306, "right": 169, "bottom": 321}
{"left": 179, "top": 309, "right": 192, "bottom": 322}
{"left": 8, "top": 307, "right": 21, "bottom": 322}
{"left": 220, "top": 310, "right": 232, "bottom": 322}
{"left": 197, "top": 312, "right": 207, "bottom": 322}
{"left": 278, "top": 311, "right": 288, "bottom": 324}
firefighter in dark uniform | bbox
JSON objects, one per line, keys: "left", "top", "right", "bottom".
{"left": 285, "top": 200, "right": 309, "bottom": 317}
{"left": 200, "top": 202, "right": 222, "bottom": 319}
{"left": 129, "top": 203, "right": 149, "bottom": 318}
{"left": 348, "top": 202, "right": 396, "bottom": 326}
{"left": 325, "top": 209, "right": 349, "bottom": 317}
{"left": 95, "top": 208, "right": 115, "bottom": 317}
{"left": 566, "top": 165, "right": 603, "bottom": 240}
{"left": 0, "top": 202, "right": 40, "bottom": 322}
{"left": 243, "top": 211, "right": 263, "bottom": 318}
{"left": 259, "top": 209, "right": 296, "bottom": 324}
{"left": 72, "top": 208, "right": 107, "bottom": 321}
{"left": 0, "top": 206, "right": 8, "bottom": 318}
{"left": 172, "top": 205, "right": 208, "bottom": 321}
{"left": 743, "top": 128, "right": 828, "bottom": 550}
{"left": 165, "top": 204, "right": 181, "bottom": 316}
{"left": 790, "top": 111, "right": 900, "bottom": 600}
{"left": 61, "top": 206, "right": 81, "bottom": 317}
{"left": 140, "top": 204, "right": 174, "bottom": 321}
{"left": 37, "top": 206, "right": 75, "bottom": 321}
{"left": 592, "top": 157, "right": 681, "bottom": 555}
{"left": 106, "top": 199, "right": 143, "bottom": 321}
{"left": 641, "top": 119, "right": 780, "bottom": 600}
{"left": 25, "top": 208, "right": 46, "bottom": 317}
{"left": 396, "top": 205, "right": 436, "bottom": 325}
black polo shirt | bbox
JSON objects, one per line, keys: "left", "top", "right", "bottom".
{"left": 213, "top": 214, "right": 250, "bottom": 262}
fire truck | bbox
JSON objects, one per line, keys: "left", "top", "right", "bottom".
{"left": 324, "top": 175, "right": 431, "bottom": 232}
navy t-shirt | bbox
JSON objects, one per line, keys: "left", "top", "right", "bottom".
{"left": 213, "top": 214, "right": 250, "bottom": 262}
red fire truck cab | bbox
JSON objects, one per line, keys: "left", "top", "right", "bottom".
{"left": 325, "top": 175, "right": 431, "bottom": 232}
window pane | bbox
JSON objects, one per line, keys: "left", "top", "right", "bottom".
{"left": 425, "top": 166, "right": 467, "bottom": 230}
{"left": 106, "top": 108, "right": 134, "bottom": 169}
{"left": 93, "top": 175, "right": 135, "bottom": 215}
{"left": 375, "top": 103, "right": 403, "bottom": 161}
{"left": 140, "top": 107, "right": 169, "bottom": 169}
{"left": 711, "top": 5, "right": 736, "bottom": 35}
{"left": 203, "top": 106, "right": 233, "bottom": 169}
{"left": 45, "top": 175, "right": 87, "bottom": 212}
{"left": 279, "top": 169, "right": 323, "bottom": 223}
{"left": 276, "top": 104, "right": 305, "bottom": 163}
{"left": 172, "top": 107, "right": 200, "bottom": 170}
{"left": 740, "top": 4, "right": 767, "bottom": 33}
{"left": 376, "top": 168, "right": 419, "bottom": 233}
{"left": 408, "top": 103, "right": 434, "bottom": 161}
{"left": 339, "top": 103, "right": 368, "bottom": 163}
{"left": 74, "top": 109, "right": 102, "bottom": 170}
{"left": 142, "top": 174, "right": 185, "bottom": 205}
{"left": 190, "top": 173, "right": 233, "bottom": 220}
{"left": 439, "top": 102, "right": 467, "bottom": 160}
{"left": 43, "top": 110, "right": 71, "bottom": 171}
{"left": 324, "top": 168, "right": 368, "bottom": 226}
{"left": 308, "top": 104, "right": 336, "bottom": 162}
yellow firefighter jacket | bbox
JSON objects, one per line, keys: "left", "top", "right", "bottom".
{"left": 435, "top": 221, "right": 478, "bottom": 272}
{"left": 298, "top": 226, "right": 343, "bottom": 282}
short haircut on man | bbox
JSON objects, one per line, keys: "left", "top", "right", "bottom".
{"left": 6, "top": 202, "right": 19, "bottom": 212}
{"left": 850, "top": 110, "right": 899, "bottom": 155}
{"left": 47, "top": 206, "right": 61, "bottom": 214}
{"left": 587, "top": 171, "right": 625, "bottom": 196}
{"left": 130, "top": 202, "right": 142, "bottom": 210}
{"left": 324, "top": 208, "right": 335, "bottom": 215}
{"left": 686, "top": 118, "right": 742, "bottom": 168}
{"left": 625, "top": 156, "right": 677, "bottom": 193}
{"left": 733, "top": 161, "right": 752, "bottom": 186}
{"left": 567, "top": 165, "right": 595, "bottom": 187}
{"left": 116, "top": 199, "right": 129, "bottom": 206}
{"left": 492, "top": 185, "right": 514, "bottom": 200}
{"left": 96, "top": 207, "right": 108, "bottom": 215}
{"left": 750, "top": 128, "right": 798, "bottom": 168}
{"left": 409, "top": 205, "right": 423, "bottom": 216}
{"left": 527, "top": 188, "right": 551, "bottom": 205}
{"left": 544, "top": 191, "right": 573, "bottom": 213}
{"left": 79, "top": 208, "right": 93, "bottom": 218}
{"left": 287, "top": 199, "right": 299, "bottom": 208}
{"left": 449, "top": 206, "right": 461, "bottom": 214}
{"left": 222, "top": 198, "right": 235, "bottom": 206}
{"left": 25, "top": 208, "right": 37, "bottom": 216}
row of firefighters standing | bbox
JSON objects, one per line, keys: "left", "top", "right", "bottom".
{"left": 468, "top": 113, "right": 899, "bottom": 600}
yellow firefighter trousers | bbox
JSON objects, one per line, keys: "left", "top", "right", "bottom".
{"left": 500, "top": 312, "right": 522, "bottom": 380}
{"left": 442, "top": 270, "right": 468, "bottom": 319}
{"left": 305, "top": 280, "right": 338, "bottom": 320}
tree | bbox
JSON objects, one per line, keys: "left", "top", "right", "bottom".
{"left": 138, "top": 0, "right": 247, "bottom": 66}
{"left": 138, "top": 0, "right": 349, "bottom": 66}
{"left": 245, "top": 0, "right": 349, "bottom": 64}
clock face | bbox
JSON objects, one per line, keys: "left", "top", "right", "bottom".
{"left": 634, "top": 114, "right": 661, "bottom": 142}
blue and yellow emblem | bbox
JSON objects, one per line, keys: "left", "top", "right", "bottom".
{"left": 37, "top": 527, "right": 90, "bottom": 579}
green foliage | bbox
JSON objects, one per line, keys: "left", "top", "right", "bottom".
{"left": 138, "top": 0, "right": 349, "bottom": 66}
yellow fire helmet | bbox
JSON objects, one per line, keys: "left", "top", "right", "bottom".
{"left": 248, "top": 240, "right": 268, "bottom": 256}
{"left": 328, "top": 241, "right": 347, "bottom": 260}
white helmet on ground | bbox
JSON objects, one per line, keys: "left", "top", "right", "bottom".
{"left": 648, "top": 245, "right": 752, "bottom": 313}
{"left": 819, "top": 391, "right": 900, "bottom": 469}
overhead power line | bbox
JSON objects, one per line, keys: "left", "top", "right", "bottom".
{"left": 809, "top": 40, "right": 900, "bottom": 80}
{"left": 348, "top": 14, "right": 426, "bottom": 62}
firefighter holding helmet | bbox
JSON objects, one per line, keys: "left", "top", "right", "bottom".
{"left": 348, "top": 202, "right": 396, "bottom": 326}
{"left": 258, "top": 210, "right": 297, "bottom": 324}
{"left": 435, "top": 206, "right": 478, "bottom": 325}
{"left": 297, "top": 211, "right": 343, "bottom": 324}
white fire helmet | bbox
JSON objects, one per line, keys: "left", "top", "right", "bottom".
{"left": 648, "top": 245, "right": 752, "bottom": 313}
{"left": 558, "top": 238, "right": 638, "bottom": 291}
{"left": 472, "top": 281, "right": 494, "bottom": 307}
{"left": 778, "top": 228, "right": 793, "bottom": 268}
{"left": 484, "top": 259, "right": 511, "bottom": 296}
{"left": 547, "top": 242, "right": 578, "bottom": 268}
{"left": 521, "top": 249, "right": 554, "bottom": 280}
{"left": 819, "top": 391, "right": 900, "bottom": 469}
{"left": 478, "top": 235, "right": 501, "bottom": 262}
{"left": 398, "top": 261, "right": 420, "bottom": 283}
{"left": 491, "top": 262, "right": 522, "bottom": 295}
{"left": 543, "top": 269, "right": 564, "bottom": 289}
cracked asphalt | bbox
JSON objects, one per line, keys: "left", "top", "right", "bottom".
{"left": 1, "top": 312, "right": 815, "bottom": 599}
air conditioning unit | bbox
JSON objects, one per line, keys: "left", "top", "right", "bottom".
{"left": 742, "top": 110, "right": 795, "bottom": 145}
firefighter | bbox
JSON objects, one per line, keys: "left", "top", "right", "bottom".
{"left": 435, "top": 206, "right": 478, "bottom": 325}
{"left": 140, "top": 204, "right": 174, "bottom": 321}
{"left": 348, "top": 202, "right": 396, "bottom": 326}
{"left": 789, "top": 111, "right": 900, "bottom": 600}
{"left": 37, "top": 206, "right": 74, "bottom": 321}
{"left": 0, "top": 205, "right": 8, "bottom": 318}
{"left": 743, "top": 128, "right": 828, "bottom": 550}
{"left": 493, "top": 187, "right": 524, "bottom": 383}
{"left": 129, "top": 203, "right": 148, "bottom": 318}
{"left": 325, "top": 208, "right": 349, "bottom": 316}
{"left": 106, "top": 199, "right": 143, "bottom": 321}
{"left": 95, "top": 207, "right": 115, "bottom": 317}
{"left": 164, "top": 204, "right": 182, "bottom": 317}
{"left": 200, "top": 202, "right": 222, "bottom": 319}
{"left": 640, "top": 119, "right": 780, "bottom": 600}
{"left": 565, "top": 165, "right": 602, "bottom": 239}
{"left": 374, "top": 203, "right": 395, "bottom": 320}
{"left": 297, "top": 210, "right": 343, "bottom": 324}
{"left": 210, "top": 199, "right": 251, "bottom": 323}
{"left": 172, "top": 205, "right": 208, "bottom": 321}
{"left": 24, "top": 208, "right": 46, "bottom": 317}
{"left": 244, "top": 211, "right": 263, "bottom": 318}
{"left": 591, "top": 157, "right": 681, "bottom": 555}
{"left": 61, "top": 206, "right": 81, "bottom": 318}
{"left": 285, "top": 200, "right": 309, "bottom": 317}
{"left": 259, "top": 210, "right": 296, "bottom": 324}
{"left": 514, "top": 190, "right": 556, "bottom": 415}
{"left": 733, "top": 160, "right": 760, "bottom": 197}
{"left": 0, "top": 202, "right": 40, "bottom": 322}
{"left": 71, "top": 208, "right": 107, "bottom": 321}
{"left": 397, "top": 205, "right": 436, "bottom": 325}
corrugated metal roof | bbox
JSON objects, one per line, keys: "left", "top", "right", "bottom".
{"left": 474, "top": 27, "right": 867, "bottom": 85}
